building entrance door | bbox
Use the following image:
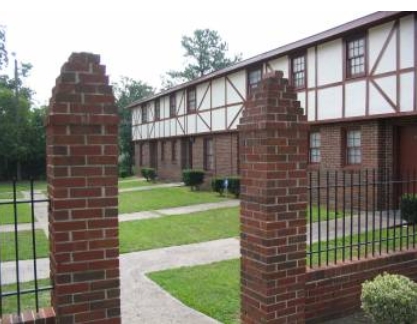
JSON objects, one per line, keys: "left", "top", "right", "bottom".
{"left": 398, "top": 125, "right": 417, "bottom": 197}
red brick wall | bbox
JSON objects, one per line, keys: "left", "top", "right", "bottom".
{"left": 46, "top": 52, "right": 121, "bottom": 324}
{"left": 305, "top": 250, "right": 417, "bottom": 323}
{"left": 134, "top": 132, "right": 239, "bottom": 184}
{"left": 317, "top": 120, "right": 386, "bottom": 170}
{"left": 238, "top": 71, "right": 308, "bottom": 323}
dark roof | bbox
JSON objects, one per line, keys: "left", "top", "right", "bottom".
{"left": 128, "top": 11, "right": 405, "bottom": 108}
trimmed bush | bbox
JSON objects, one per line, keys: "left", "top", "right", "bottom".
{"left": 361, "top": 272, "right": 417, "bottom": 324}
{"left": 400, "top": 194, "right": 417, "bottom": 224}
{"left": 211, "top": 176, "right": 240, "bottom": 198}
{"left": 182, "top": 169, "right": 205, "bottom": 190}
{"left": 211, "top": 178, "right": 226, "bottom": 196}
{"left": 119, "top": 167, "right": 129, "bottom": 178}
{"left": 141, "top": 168, "right": 157, "bottom": 182}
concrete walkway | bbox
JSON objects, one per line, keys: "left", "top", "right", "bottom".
{"left": 0, "top": 238, "right": 239, "bottom": 323}
{"left": 119, "top": 182, "right": 183, "bottom": 193}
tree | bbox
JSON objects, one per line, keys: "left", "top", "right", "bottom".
{"left": 0, "top": 26, "right": 43, "bottom": 180}
{"left": 113, "top": 77, "right": 154, "bottom": 176}
{"left": 0, "top": 25, "right": 8, "bottom": 70}
{"left": 165, "top": 29, "right": 241, "bottom": 85}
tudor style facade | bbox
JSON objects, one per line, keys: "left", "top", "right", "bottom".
{"left": 129, "top": 11, "right": 417, "bottom": 182}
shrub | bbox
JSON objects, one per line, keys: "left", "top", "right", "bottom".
{"left": 211, "top": 176, "right": 240, "bottom": 198}
{"left": 141, "top": 168, "right": 157, "bottom": 182}
{"left": 400, "top": 194, "right": 417, "bottom": 224}
{"left": 211, "top": 178, "right": 226, "bottom": 196}
{"left": 182, "top": 169, "right": 205, "bottom": 190}
{"left": 361, "top": 272, "right": 417, "bottom": 324}
{"left": 119, "top": 167, "right": 129, "bottom": 178}
{"left": 228, "top": 177, "right": 240, "bottom": 198}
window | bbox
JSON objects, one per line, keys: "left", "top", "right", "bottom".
{"left": 155, "top": 99, "right": 160, "bottom": 120}
{"left": 141, "top": 104, "right": 147, "bottom": 123}
{"left": 291, "top": 55, "right": 306, "bottom": 89}
{"left": 161, "top": 141, "right": 165, "bottom": 161}
{"left": 204, "top": 138, "right": 214, "bottom": 171}
{"left": 309, "top": 132, "right": 321, "bottom": 163}
{"left": 346, "top": 36, "right": 366, "bottom": 78}
{"left": 187, "top": 87, "right": 197, "bottom": 112}
{"left": 248, "top": 68, "right": 262, "bottom": 95}
{"left": 170, "top": 94, "right": 176, "bottom": 117}
{"left": 346, "top": 130, "right": 361, "bottom": 164}
{"left": 171, "top": 140, "right": 177, "bottom": 161}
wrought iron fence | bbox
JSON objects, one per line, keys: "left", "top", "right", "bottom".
{"left": 307, "top": 169, "right": 417, "bottom": 268}
{"left": 0, "top": 178, "right": 52, "bottom": 316}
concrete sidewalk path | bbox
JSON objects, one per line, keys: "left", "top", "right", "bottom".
{"left": 121, "top": 238, "right": 239, "bottom": 323}
{"left": 0, "top": 238, "right": 240, "bottom": 323}
{"left": 119, "top": 182, "right": 183, "bottom": 193}
{"left": 119, "top": 199, "right": 240, "bottom": 222}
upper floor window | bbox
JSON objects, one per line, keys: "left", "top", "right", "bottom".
{"left": 155, "top": 99, "right": 160, "bottom": 120}
{"left": 248, "top": 68, "right": 262, "bottom": 95}
{"left": 291, "top": 55, "right": 306, "bottom": 89}
{"left": 170, "top": 94, "right": 176, "bottom": 117}
{"left": 346, "top": 36, "right": 366, "bottom": 78}
{"left": 187, "top": 87, "right": 197, "bottom": 112}
{"left": 309, "top": 132, "right": 321, "bottom": 163}
{"left": 141, "top": 104, "right": 147, "bottom": 123}
{"left": 346, "top": 130, "right": 361, "bottom": 165}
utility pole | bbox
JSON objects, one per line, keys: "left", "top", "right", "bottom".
{"left": 13, "top": 53, "right": 21, "bottom": 180}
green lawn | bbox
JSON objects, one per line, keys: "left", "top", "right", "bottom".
{"left": 119, "top": 207, "right": 239, "bottom": 253}
{"left": 118, "top": 179, "right": 157, "bottom": 190}
{"left": 119, "top": 187, "right": 228, "bottom": 214}
{"left": 309, "top": 206, "right": 338, "bottom": 223}
{"left": 0, "top": 204, "right": 32, "bottom": 224}
{"left": 148, "top": 226, "right": 416, "bottom": 324}
{"left": 148, "top": 259, "right": 240, "bottom": 324}
{"left": 0, "top": 181, "right": 47, "bottom": 199}
{"left": 1, "top": 230, "right": 49, "bottom": 262}
{"left": 308, "top": 226, "right": 416, "bottom": 267}
{"left": 1, "top": 279, "right": 51, "bottom": 316}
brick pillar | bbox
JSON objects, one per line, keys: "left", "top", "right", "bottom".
{"left": 46, "top": 53, "right": 120, "bottom": 323}
{"left": 238, "top": 71, "right": 308, "bottom": 323}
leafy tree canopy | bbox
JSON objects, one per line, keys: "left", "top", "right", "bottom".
{"left": 0, "top": 25, "right": 8, "bottom": 70}
{"left": 113, "top": 77, "right": 154, "bottom": 176}
{"left": 0, "top": 25, "right": 44, "bottom": 179}
{"left": 165, "top": 29, "right": 241, "bottom": 86}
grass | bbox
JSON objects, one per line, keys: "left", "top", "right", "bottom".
{"left": 148, "top": 227, "right": 417, "bottom": 324}
{"left": 0, "top": 181, "right": 47, "bottom": 199}
{"left": 119, "top": 187, "right": 228, "bottom": 214}
{"left": 308, "top": 225, "right": 417, "bottom": 267}
{"left": 119, "top": 207, "right": 239, "bottom": 253}
{"left": 1, "top": 279, "right": 51, "bottom": 315}
{"left": 0, "top": 230, "right": 49, "bottom": 262}
{"left": 118, "top": 179, "right": 157, "bottom": 189}
{"left": 309, "top": 206, "right": 338, "bottom": 223}
{"left": 0, "top": 181, "right": 47, "bottom": 192}
{"left": 148, "top": 259, "right": 240, "bottom": 324}
{"left": 0, "top": 204, "right": 32, "bottom": 224}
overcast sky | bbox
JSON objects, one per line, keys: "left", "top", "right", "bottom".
{"left": 0, "top": 2, "right": 409, "bottom": 105}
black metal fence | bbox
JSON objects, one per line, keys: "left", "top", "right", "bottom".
{"left": 0, "top": 179, "right": 52, "bottom": 316}
{"left": 307, "top": 169, "right": 417, "bottom": 268}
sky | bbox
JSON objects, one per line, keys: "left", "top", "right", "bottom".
{"left": 0, "top": 2, "right": 410, "bottom": 106}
